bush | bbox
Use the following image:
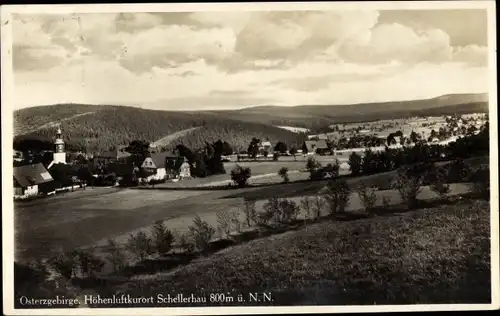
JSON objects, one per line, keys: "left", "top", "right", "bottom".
{"left": 188, "top": 215, "right": 216, "bottom": 253}
{"left": 178, "top": 233, "right": 195, "bottom": 254}
{"left": 356, "top": 182, "right": 378, "bottom": 214}
{"left": 151, "top": 221, "right": 174, "bottom": 255}
{"left": 230, "top": 165, "right": 252, "bottom": 188}
{"left": 306, "top": 157, "right": 322, "bottom": 179}
{"left": 126, "top": 231, "right": 154, "bottom": 262}
{"left": 216, "top": 209, "right": 232, "bottom": 237}
{"left": 73, "top": 250, "right": 105, "bottom": 278}
{"left": 279, "top": 199, "right": 300, "bottom": 223}
{"left": 323, "top": 179, "right": 350, "bottom": 215}
{"left": 429, "top": 167, "right": 451, "bottom": 200}
{"left": 300, "top": 196, "right": 313, "bottom": 221}
{"left": 262, "top": 197, "right": 281, "bottom": 225}
{"left": 242, "top": 198, "right": 257, "bottom": 227}
{"left": 24, "top": 259, "right": 50, "bottom": 285}
{"left": 312, "top": 196, "right": 326, "bottom": 219}
{"left": 446, "top": 159, "right": 471, "bottom": 183}
{"left": 349, "top": 152, "right": 363, "bottom": 176}
{"left": 229, "top": 208, "right": 242, "bottom": 233}
{"left": 382, "top": 195, "right": 392, "bottom": 208}
{"left": 48, "top": 251, "right": 78, "bottom": 279}
{"left": 392, "top": 167, "right": 424, "bottom": 209}
{"left": 469, "top": 165, "right": 490, "bottom": 199}
{"left": 278, "top": 167, "right": 290, "bottom": 183}
{"left": 262, "top": 197, "right": 300, "bottom": 225}
{"left": 105, "top": 239, "right": 127, "bottom": 274}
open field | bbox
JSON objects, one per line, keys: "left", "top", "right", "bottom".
{"left": 14, "top": 166, "right": 476, "bottom": 265}
{"left": 113, "top": 198, "right": 490, "bottom": 305}
{"left": 154, "top": 155, "right": 346, "bottom": 189}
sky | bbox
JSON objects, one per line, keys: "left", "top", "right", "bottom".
{"left": 12, "top": 9, "right": 490, "bottom": 110}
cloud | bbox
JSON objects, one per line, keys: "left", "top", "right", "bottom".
{"left": 117, "top": 24, "right": 237, "bottom": 74}
{"left": 11, "top": 10, "right": 490, "bottom": 110}
{"left": 452, "top": 44, "right": 488, "bottom": 67}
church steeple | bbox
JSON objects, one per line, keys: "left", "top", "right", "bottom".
{"left": 53, "top": 127, "right": 66, "bottom": 164}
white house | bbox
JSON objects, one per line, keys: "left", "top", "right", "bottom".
{"left": 13, "top": 163, "right": 54, "bottom": 197}
{"left": 179, "top": 161, "right": 191, "bottom": 179}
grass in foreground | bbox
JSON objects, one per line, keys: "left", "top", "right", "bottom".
{"left": 104, "top": 198, "right": 490, "bottom": 306}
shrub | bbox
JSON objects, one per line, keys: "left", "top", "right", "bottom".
{"left": 178, "top": 233, "right": 195, "bottom": 254}
{"left": 392, "top": 167, "right": 424, "bottom": 209}
{"left": 126, "top": 230, "right": 154, "bottom": 262}
{"left": 429, "top": 167, "right": 451, "bottom": 200}
{"left": 469, "top": 165, "right": 490, "bottom": 199}
{"left": 105, "top": 239, "right": 127, "bottom": 274}
{"left": 356, "top": 182, "right": 378, "bottom": 214}
{"left": 300, "top": 196, "right": 313, "bottom": 221}
{"left": 216, "top": 209, "right": 232, "bottom": 237}
{"left": 48, "top": 251, "right": 78, "bottom": 279}
{"left": 306, "top": 157, "right": 322, "bottom": 179}
{"left": 73, "top": 250, "right": 105, "bottom": 278}
{"left": 323, "top": 179, "right": 350, "bottom": 215}
{"left": 279, "top": 199, "right": 300, "bottom": 223}
{"left": 278, "top": 167, "right": 290, "bottom": 183}
{"left": 446, "top": 158, "right": 471, "bottom": 183}
{"left": 262, "top": 197, "right": 281, "bottom": 224}
{"left": 229, "top": 208, "right": 242, "bottom": 233}
{"left": 188, "top": 215, "right": 216, "bottom": 253}
{"left": 312, "top": 196, "right": 326, "bottom": 219}
{"left": 242, "top": 198, "right": 257, "bottom": 227}
{"left": 151, "top": 221, "right": 174, "bottom": 255}
{"left": 382, "top": 195, "right": 392, "bottom": 208}
{"left": 230, "top": 165, "right": 252, "bottom": 188}
{"left": 25, "top": 259, "right": 50, "bottom": 285}
{"left": 348, "top": 152, "right": 363, "bottom": 176}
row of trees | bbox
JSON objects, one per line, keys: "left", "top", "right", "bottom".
{"left": 348, "top": 121, "right": 489, "bottom": 177}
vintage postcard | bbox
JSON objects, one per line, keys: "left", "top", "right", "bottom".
{"left": 1, "top": 1, "right": 498, "bottom": 315}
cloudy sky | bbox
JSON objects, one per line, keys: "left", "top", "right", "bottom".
{"left": 12, "top": 9, "right": 489, "bottom": 110}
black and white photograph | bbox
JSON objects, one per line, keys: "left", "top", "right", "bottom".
{"left": 2, "top": 1, "right": 498, "bottom": 315}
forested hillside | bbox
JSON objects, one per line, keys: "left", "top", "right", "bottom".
{"left": 13, "top": 93, "right": 488, "bottom": 154}
{"left": 14, "top": 105, "right": 307, "bottom": 153}
{"left": 210, "top": 93, "right": 489, "bottom": 128}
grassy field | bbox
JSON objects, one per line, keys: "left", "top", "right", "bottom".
{"left": 107, "top": 198, "right": 490, "bottom": 306}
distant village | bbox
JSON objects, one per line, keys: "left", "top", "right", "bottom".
{"left": 13, "top": 113, "right": 486, "bottom": 199}
{"left": 13, "top": 128, "right": 194, "bottom": 199}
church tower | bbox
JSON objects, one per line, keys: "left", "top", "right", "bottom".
{"left": 53, "top": 127, "right": 66, "bottom": 164}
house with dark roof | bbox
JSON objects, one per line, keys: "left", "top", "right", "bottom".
{"left": 302, "top": 140, "right": 331, "bottom": 155}
{"left": 94, "top": 148, "right": 132, "bottom": 166}
{"left": 140, "top": 152, "right": 191, "bottom": 181}
{"left": 13, "top": 163, "right": 54, "bottom": 197}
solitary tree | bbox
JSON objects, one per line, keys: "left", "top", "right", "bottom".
{"left": 348, "top": 152, "right": 362, "bottom": 176}
{"left": 274, "top": 142, "right": 288, "bottom": 154}
{"left": 230, "top": 165, "right": 252, "bottom": 188}
{"left": 247, "top": 138, "right": 260, "bottom": 160}
{"left": 278, "top": 167, "right": 290, "bottom": 183}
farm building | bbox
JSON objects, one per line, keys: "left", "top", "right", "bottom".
{"left": 259, "top": 141, "right": 273, "bottom": 154}
{"left": 141, "top": 152, "right": 191, "bottom": 181}
{"left": 303, "top": 140, "right": 330, "bottom": 155}
{"left": 13, "top": 163, "right": 54, "bottom": 197}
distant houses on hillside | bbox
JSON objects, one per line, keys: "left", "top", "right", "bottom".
{"left": 302, "top": 140, "right": 331, "bottom": 155}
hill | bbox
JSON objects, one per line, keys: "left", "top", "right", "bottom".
{"left": 13, "top": 93, "right": 488, "bottom": 153}
{"left": 14, "top": 104, "right": 307, "bottom": 153}
{"left": 114, "top": 198, "right": 489, "bottom": 305}
{"left": 210, "top": 93, "right": 489, "bottom": 128}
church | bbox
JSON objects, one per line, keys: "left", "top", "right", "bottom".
{"left": 47, "top": 127, "right": 67, "bottom": 169}
{"left": 14, "top": 127, "right": 69, "bottom": 198}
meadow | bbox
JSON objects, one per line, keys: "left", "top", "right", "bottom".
{"left": 100, "top": 198, "right": 491, "bottom": 306}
